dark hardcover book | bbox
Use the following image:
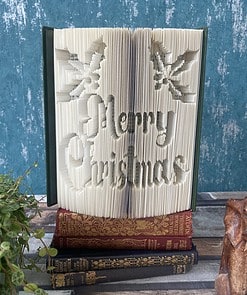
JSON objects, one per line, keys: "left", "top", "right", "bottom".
{"left": 47, "top": 244, "right": 198, "bottom": 273}
{"left": 51, "top": 263, "right": 193, "bottom": 288}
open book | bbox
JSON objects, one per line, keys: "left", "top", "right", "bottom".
{"left": 43, "top": 27, "right": 207, "bottom": 218}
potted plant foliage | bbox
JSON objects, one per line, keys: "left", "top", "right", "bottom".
{"left": 0, "top": 164, "right": 57, "bottom": 295}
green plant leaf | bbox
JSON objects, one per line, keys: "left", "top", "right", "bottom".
{"left": 0, "top": 167, "right": 52, "bottom": 293}
{"left": 46, "top": 265, "right": 56, "bottom": 272}
{"left": 0, "top": 250, "right": 4, "bottom": 258}
{"left": 33, "top": 228, "right": 45, "bottom": 239}
{"left": 0, "top": 272, "right": 5, "bottom": 284}
{"left": 38, "top": 247, "right": 47, "bottom": 257}
{"left": 47, "top": 247, "right": 58, "bottom": 257}
{"left": 21, "top": 232, "right": 31, "bottom": 241}
{"left": 6, "top": 231, "right": 18, "bottom": 239}
{"left": 6, "top": 203, "right": 19, "bottom": 211}
{"left": 24, "top": 282, "right": 39, "bottom": 292}
{"left": 11, "top": 269, "right": 25, "bottom": 286}
{"left": 3, "top": 218, "right": 11, "bottom": 228}
{"left": 1, "top": 241, "right": 10, "bottom": 251}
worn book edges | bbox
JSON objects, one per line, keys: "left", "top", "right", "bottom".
{"left": 43, "top": 27, "right": 207, "bottom": 218}
{"left": 50, "top": 264, "right": 192, "bottom": 288}
{"left": 48, "top": 244, "right": 198, "bottom": 273}
{"left": 52, "top": 235, "right": 192, "bottom": 250}
{"left": 51, "top": 208, "right": 192, "bottom": 250}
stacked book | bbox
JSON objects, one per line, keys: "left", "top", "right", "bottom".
{"left": 42, "top": 27, "right": 207, "bottom": 289}
{"left": 48, "top": 208, "right": 198, "bottom": 288}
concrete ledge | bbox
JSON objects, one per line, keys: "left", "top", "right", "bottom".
{"left": 21, "top": 260, "right": 219, "bottom": 293}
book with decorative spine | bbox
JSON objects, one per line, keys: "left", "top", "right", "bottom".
{"left": 50, "top": 264, "right": 193, "bottom": 288}
{"left": 43, "top": 27, "right": 207, "bottom": 219}
{"left": 48, "top": 244, "right": 198, "bottom": 273}
{"left": 51, "top": 208, "right": 192, "bottom": 250}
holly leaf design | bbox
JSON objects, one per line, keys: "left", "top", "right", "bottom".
{"left": 56, "top": 37, "right": 106, "bottom": 101}
{"left": 150, "top": 40, "right": 198, "bottom": 103}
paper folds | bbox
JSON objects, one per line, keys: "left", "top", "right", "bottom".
{"left": 53, "top": 28, "right": 203, "bottom": 218}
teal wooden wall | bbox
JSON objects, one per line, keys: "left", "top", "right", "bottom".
{"left": 0, "top": 0, "right": 246, "bottom": 194}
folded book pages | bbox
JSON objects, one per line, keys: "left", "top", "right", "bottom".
{"left": 43, "top": 27, "right": 207, "bottom": 218}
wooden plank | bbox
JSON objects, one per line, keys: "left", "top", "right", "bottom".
{"left": 193, "top": 237, "right": 223, "bottom": 258}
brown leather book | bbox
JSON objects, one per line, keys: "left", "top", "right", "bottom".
{"left": 54, "top": 208, "right": 192, "bottom": 237}
{"left": 51, "top": 208, "right": 192, "bottom": 250}
{"left": 52, "top": 234, "right": 192, "bottom": 250}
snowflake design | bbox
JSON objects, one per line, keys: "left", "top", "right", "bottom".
{"left": 150, "top": 40, "right": 198, "bottom": 103}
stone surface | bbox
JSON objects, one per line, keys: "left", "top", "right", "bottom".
{"left": 22, "top": 260, "right": 219, "bottom": 293}
{"left": 193, "top": 206, "right": 225, "bottom": 237}
{"left": 92, "top": 291, "right": 216, "bottom": 295}
{"left": 19, "top": 290, "right": 217, "bottom": 294}
{"left": 19, "top": 292, "right": 73, "bottom": 295}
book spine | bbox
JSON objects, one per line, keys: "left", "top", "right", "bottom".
{"left": 55, "top": 208, "right": 192, "bottom": 237}
{"left": 51, "top": 264, "right": 192, "bottom": 288}
{"left": 48, "top": 246, "right": 196, "bottom": 273}
{"left": 52, "top": 235, "right": 192, "bottom": 251}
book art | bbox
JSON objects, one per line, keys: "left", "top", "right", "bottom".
{"left": 43, "top": 27, "right": 207, "bottom": 288}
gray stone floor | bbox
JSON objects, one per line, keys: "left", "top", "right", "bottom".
{"left": 20, "top": 290, "right": 216, "bottom": 295}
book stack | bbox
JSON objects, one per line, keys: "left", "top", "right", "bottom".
{"left": 49, "top": 208, "right": 198, "bottom": 288}
{"left": 51, "top": 208, "right": 193, "bottom": 251}
{"left": 42, "top": 27, "right": 207, "bottom": 288}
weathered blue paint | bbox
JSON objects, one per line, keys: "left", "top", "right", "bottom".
{"left": 0, "top": 0, "right": 246, "bottom": 194}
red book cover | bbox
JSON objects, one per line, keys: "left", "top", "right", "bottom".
{"left": 54, "top": 208, "right": 192, "bottom": 238}
{"left": 52, "top": 234, "right": 192, "bottom": 250}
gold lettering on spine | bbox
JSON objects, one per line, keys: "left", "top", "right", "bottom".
{"left": 85, "top": 271, "right": 97, "bottom": 285}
